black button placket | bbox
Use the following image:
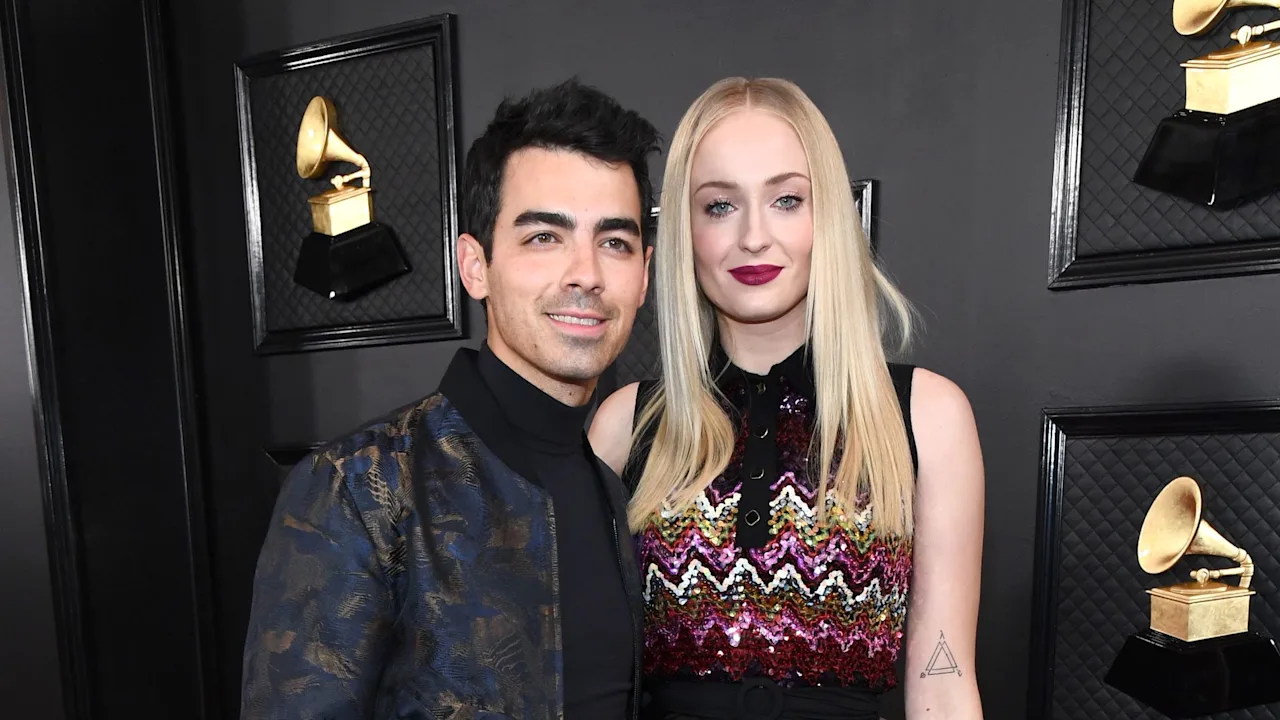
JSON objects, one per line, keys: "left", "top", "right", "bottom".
{"left": 736, "top": 370, "right": 779, "bottom": 550}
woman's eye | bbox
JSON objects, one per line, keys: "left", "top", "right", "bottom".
{"left": 775, "top": 195, "right": 803, "bottom": 211}
{"left": 705, "top": 200, "right": 734, "bottom": 218}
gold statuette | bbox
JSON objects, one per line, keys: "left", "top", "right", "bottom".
{"left": 1135, "top": 0, "right": 1280, "bottom": 205}
{"left": 1136, "top": 475, "right": 1254, "bottom": 641}
{"left": 296, "top": 96, "right": 374, "bottom": 236}
{"left": 1174, "top": 0, "right": 1280, "bottom": 114}
{"left": 291, "top": 95, "right": 408, "bottom": 302}
{"left": 1106, "top": 474, "right": 1280, "bottom": 715}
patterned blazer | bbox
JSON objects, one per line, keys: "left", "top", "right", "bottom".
{"left": 240, "top": 349, "right": 644, "bottom": 719}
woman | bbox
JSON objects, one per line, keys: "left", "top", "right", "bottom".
{"left": 590, "top": 77, "right": 985, "bottom": 720}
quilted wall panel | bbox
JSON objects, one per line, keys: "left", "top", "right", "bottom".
{"left": 1049, "top": 431, "right": 1280, "bottom": 719}
{"left": 613, "top": 259, "right": 659, "bottom": 387}
{"left": 245, "top": 43, "right": 446, "bottom": 333}
{"left": 1076, "top": 1, "right": 1280, "bottom": 258}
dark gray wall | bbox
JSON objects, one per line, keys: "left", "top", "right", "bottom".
{"left": 0, "top": 118, "right": 64, "bottom": 718}
{"left": 172, "top": 1, "right": 1280, "bottom": 718}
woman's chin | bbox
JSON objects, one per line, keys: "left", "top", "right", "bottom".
{"left": 715, "top": 298, "right": 807, "bottom": 327}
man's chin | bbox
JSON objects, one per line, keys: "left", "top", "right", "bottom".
{"left": 541, "top": 359, "right": 610, "bottom": 384}
{"left": 535, "top": 349, "right": 615, "bottom": 384}
{"left": 530, "top": 328, "right": 628, "bottom": 380}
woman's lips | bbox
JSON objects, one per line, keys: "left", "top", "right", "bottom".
{"left": 728, "top": 264, "right": 782, "bottom": 285}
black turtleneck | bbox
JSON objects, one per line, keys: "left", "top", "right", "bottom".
{"left": 476, "top": 345, "right": 633, "bottom": 719}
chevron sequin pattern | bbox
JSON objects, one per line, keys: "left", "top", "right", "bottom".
{"left": 636, "top": 379, "right": 913, "bottom": 690}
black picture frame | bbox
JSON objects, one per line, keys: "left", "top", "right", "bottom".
{"left": 234, "top": 14, "right": 463, "bottom": 354}
{"left": 1027, "top": 400, "right": 1280, "bottom": 718}
{"left": 1048, "top": 0, "right": 1280, "bottom": 290}
{"left": 853, "top": 178, "right": 876, "bottom": 251}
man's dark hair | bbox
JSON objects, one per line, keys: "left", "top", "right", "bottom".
{"left": 461, "top": 78, "right": 661, "bottom": 260}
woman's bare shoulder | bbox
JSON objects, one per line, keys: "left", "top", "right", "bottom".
{"left": 589, "top": 381, "right": 642, "bottom": 476}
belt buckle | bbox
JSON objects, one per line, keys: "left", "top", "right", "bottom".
{"left": 735, "top": 676, "right": 784, "bottom": 720}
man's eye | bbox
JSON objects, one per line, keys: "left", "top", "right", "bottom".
{"left": 529, "top": 233, "right": 556, "bottom": 244}
{"left": 603, "top": 238, "right": 633, "bottom": 253}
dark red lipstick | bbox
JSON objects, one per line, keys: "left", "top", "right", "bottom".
{"left": 728, "top": 264, "right": 782, "bottom": 285}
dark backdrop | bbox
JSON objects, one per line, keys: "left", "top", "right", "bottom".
{"left": 9, "top": 1, "right": 1280, "bottom": 719}
{"left": 0, "top": 73, "right": 64, "bottom": 720}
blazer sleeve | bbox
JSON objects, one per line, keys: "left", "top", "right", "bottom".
{"left": 239, "top": 448, "right": 400, "bottom": 718}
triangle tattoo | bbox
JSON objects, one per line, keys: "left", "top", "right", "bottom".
{"left": 921, "top": 631, "right": 962, "bottom": 678}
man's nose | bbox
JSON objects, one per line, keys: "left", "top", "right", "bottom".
{"left": 563, "top": 238, "right": 605, "bottom": 293}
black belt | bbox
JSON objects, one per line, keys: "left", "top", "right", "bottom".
{"left": 642, "top": 678, "right": 880, "bottom": 720}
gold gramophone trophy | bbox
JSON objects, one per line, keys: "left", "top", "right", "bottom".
{"left": 1132, "top": 0, "right": 1280, "bottom": 207}
{"left": 292, "top": 95, "right": 409, "bottom": 301}
{"left": 1104, "top": 476, "right": 1280, "bottom": 717}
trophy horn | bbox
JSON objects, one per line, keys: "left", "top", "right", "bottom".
{"left": 1137, "top": 475, "right": 1254, "bottom": 588}
{"left": 296, "top": 96, "right": 370, "bottom": 188}
{"left": 1175, "top": 0, "right": 1280, "bottom": 35}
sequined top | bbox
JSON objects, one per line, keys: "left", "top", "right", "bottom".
{"left": 623, "top": 346, "right": 917, "bottom": 693}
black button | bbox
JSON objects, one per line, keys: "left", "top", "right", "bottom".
{"left": 744, "top": 509, "right": 762, "bottom": 526}
{"left": 756, "top": 382, "right": 766, "bottom": 394}
{"left": 751, "top": 468, "right": 764, "bottom": 480}
{"left": 756, "top": 427, "right": 769, "bottom": 439}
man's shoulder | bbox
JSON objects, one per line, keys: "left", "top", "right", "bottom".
{"left": 304, "top": 393, "right": 450, "bottom": 470}
{"left": 273, "top": 391, "right": 474, "bottom": 534}
{"left": 281, "top": 391, "right": 471, "bottom": 507}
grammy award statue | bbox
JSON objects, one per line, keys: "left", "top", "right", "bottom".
{"left": 293, "top": 95, "right": 409, "bottom": 301}
{"left": 1105, "top": 476, "right": 1280, "bottom": 717}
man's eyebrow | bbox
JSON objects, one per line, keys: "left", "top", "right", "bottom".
{"left": 512, "top": 211, "right": 639, "bottom": 237}
{"left": 512, "top": 210, "right": 575, "bottom": 230}
{"left": 596, "top": 217, "right": 640, "bottom": 235}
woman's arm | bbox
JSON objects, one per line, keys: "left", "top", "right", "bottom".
{"left": 902, "top": 368, "right": 986, "bottom": 719}
{"left": 588, "top": 381, "right": 640, "bottom": 476}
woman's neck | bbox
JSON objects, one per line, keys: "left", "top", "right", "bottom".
{"left": 717, "top": 302, "right": 807, "bottom": 375}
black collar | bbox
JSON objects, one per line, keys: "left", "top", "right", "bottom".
{"left": 710, "top": 341, "right": 814, "bottom": 396}
{"left": 476, "top": 344, "right": 591, "bottom": 454}
{"left": 438, "top": 347, "right": 628, "bottom": 501}
{"left": 439, "top": 347, "right": 545, "bottom": 487}
{"left": 428, "top": 348, "right": 637, "bottom": 604}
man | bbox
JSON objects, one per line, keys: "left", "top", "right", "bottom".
{"left": 241, "top": 78, "right": 660, "bottom": 719}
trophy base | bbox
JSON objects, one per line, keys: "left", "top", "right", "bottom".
{"left": 294, "top": 222, "right": 410, "bottom": 302}
{"left": 1148, "top": 583, "right": 1253, "bottom": 641}
{"left": 1104, "top": 628, "right": 1280, "bottom": 718}
{"left": 1183, "top": 40, "right": 1280, "bottom": 115}
{"left": 1132, "top": 95, "right": 1280, "bottom": 208}
{"left": 308, "top": 185, "right": 373, "bottom": 236}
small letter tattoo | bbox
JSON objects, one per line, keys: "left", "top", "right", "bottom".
{"left": 921, "top": 631, "right": 962, "bottom": 678}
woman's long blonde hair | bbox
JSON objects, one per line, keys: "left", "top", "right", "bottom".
{"left": 628, "top": 77, "right": 918, "bottom": 539}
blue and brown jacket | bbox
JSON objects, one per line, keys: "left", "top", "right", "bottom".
{"left": 240, "top": 348, "right": 644, "bottom": 719}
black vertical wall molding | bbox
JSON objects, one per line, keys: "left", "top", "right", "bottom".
{"left": 0, "top": 0, "right": 90, "bottom": 717}
{"left": 0, "top": 0, "right": 216, "bottom": 716}
{"left": 142, "top": 0, "right": 219, "bottom": 714}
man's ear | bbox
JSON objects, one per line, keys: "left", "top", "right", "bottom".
{"left": 640, "top": 244, "right": 654, "bottom": 306}
{"left": 457, "top": 233, "right": 489, "bottom": 301}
